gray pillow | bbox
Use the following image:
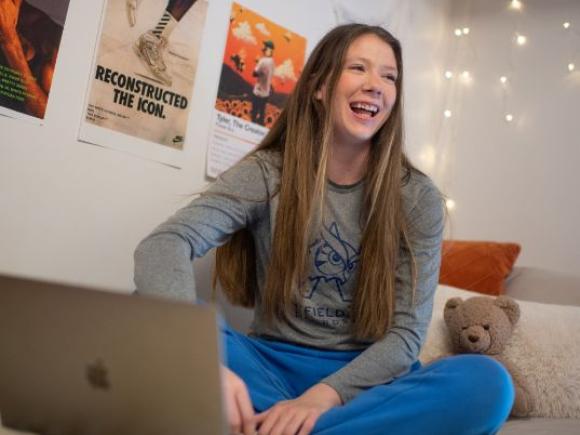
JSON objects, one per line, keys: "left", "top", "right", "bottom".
{"left": 505, "top": 267, "right": 580, "bottom": 306}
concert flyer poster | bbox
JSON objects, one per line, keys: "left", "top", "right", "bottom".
{"left": 206, "top": 2, "right": 306, "bottom": 177}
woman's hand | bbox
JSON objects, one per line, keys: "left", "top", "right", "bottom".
{"left": 254, "top": 383, "right": 341, "bottom": 435}
{"left": 222, "top": 365, "right": 257, "bottom": 435}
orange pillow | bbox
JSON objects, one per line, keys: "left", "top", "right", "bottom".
{"left": 439, "top": 240, "right": 521, "bottom": 296}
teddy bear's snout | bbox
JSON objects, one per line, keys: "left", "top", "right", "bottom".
{"left": 459, "top": 326, "right": 491, "bottom": 353}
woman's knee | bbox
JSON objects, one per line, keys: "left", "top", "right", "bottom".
{"left": 446, "top": 355, "right": 515, "bottom": 430}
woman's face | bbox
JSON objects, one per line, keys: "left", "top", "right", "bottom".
{"left": 329, "top": 33, "right": 398, "bottom": 150}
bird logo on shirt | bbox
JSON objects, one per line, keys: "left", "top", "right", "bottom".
{"left": 305, "top": 222, "right": 360, "bottom": 302}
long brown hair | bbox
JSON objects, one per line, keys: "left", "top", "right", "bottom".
{"left": 213, "top": 24, "right": 423, "bottom": 340}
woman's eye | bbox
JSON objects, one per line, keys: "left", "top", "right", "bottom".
{"left": 383, "top": 74, "right": 397, "bottom": 82}
{"left": 349, "top": 64, "right": 364, "bottom": 71}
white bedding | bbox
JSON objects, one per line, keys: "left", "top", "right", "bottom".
{"left": 420, "top": 285, "right": 580, "bottom": 419}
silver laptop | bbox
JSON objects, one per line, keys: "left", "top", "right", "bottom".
{"left": 0, "top": 274, "right": 226, "bottom": 435}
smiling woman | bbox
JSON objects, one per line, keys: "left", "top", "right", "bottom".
{"left": 329, "top": 33, "right": 398, "bottom": 153}
{"left": 325, "top": 32, "right": 399, "bottom": 186}
{"left": 134, "top": 24, "right": 515, "bottom": 435}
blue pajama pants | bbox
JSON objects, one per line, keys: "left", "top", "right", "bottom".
{"left": 222, "top": 326, "right": 514, "bottom": 435}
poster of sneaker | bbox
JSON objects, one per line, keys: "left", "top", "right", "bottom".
{"left": 0, "top": 0, "right": 71, "bottom": 122}
{"left": 206, "top": 2, "right": 306, "bottom": 178}
{"left": 79, "top": 0, "right": 208, "bottom": 168}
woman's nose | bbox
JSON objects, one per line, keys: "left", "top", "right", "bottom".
{"left": 363, "top": 73, "right": 382, "bottom": 94}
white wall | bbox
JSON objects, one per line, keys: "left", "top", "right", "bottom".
{"left": 0, "top": 0, "right": 451, "bottom": 293}
{"left": 436, "top": 0, "right": 580, "bottom": 276}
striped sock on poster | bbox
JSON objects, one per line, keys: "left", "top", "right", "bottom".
{"left": 152, "top": 11, "right": 178, "bottom": 39}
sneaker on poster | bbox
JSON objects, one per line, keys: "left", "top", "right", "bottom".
{"left": 134, "top": 31, "right": 173, "bottom": 86}
{"left": 126, "top": 0, "right": 137, "bottom": 27}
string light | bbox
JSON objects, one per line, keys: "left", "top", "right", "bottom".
{"left": 510, "top": 0, "right": 523, "bottom": 10}
{"left": 435, "top": 0, "right": 575, "bottom": 201}
{"left": 418, "top": 146, "right": 436, "bottom": 170}
{"left": 454, "top": 27, "right": 470, "bottom": 37}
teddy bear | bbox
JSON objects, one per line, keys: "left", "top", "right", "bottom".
{"left": 443, "top": 295, "right": 535, "bottom": 417}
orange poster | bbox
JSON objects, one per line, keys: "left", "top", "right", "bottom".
{"left": 0, "top": 0, "right": 71, "bottom": 122}
{"left": 206, "top": 2, "right": 307, "bottom": 177}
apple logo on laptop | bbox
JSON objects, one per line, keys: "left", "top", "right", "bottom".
{"left": 85, "top": 358, "right": 111, "bottom": 390}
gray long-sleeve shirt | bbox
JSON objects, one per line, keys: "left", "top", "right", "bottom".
{"left": 134, "top": 150, "right": 445, "bottom": 403}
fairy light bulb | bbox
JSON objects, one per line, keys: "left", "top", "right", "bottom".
{"left": 454, "top": 28, "right": 462, "bottom": 36}
{"left": 510, "top": 0, "right": 523, "bottom": 10}
{"left": 505, "top": 114, "right": 514, "bottom": 122}
{"left": 444, "top": 110, "right": 452, "bottom": 118}
{"left": 516, "top": 34, "right": 527, "bottom": 45}
{"left": 461, "top": 71, "right": 471, "bottom": 80}
{"left": 462, "top": 27, "right": 470, "bottom": 35}
{"left": 500, "top": 76, "right": 508, "bottom": 84}
{"left": 418, "top": 146, "right": 436, "bottom": 170}
{"left": 563, "top": 22, "right": 571, "bottom": 29}
{"left": 446, "top": 199, "right": 456, "bottom": 210}
{"left": 445, "top": 71, "right": 454, "bottom": 79}
{"left": 569, "top": 63, "right": 576, "bottom": 72}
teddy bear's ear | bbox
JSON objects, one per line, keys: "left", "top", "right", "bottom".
{"left": 494, "top": 295, "right": 521, "bottom": 325}
{"left": 445, "top": 297, "right": 462, "bottom": 310}
{"left": 444, "top": 297, "right": 462, "bottom": 325}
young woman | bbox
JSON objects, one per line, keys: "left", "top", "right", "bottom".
{"left": 134, "top": 24, "right": 515, "bottom": 435}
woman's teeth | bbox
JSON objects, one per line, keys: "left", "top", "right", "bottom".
{"left": 350, "top": 102, "right": 379, "bottom": 117}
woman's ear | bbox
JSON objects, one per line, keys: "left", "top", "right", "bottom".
{"left": 314, "top": 80, "right": 327, "bottom": 101}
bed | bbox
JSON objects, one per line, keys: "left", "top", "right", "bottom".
{"left": 488, "top": 266, "right": 580, "bottom": 434}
